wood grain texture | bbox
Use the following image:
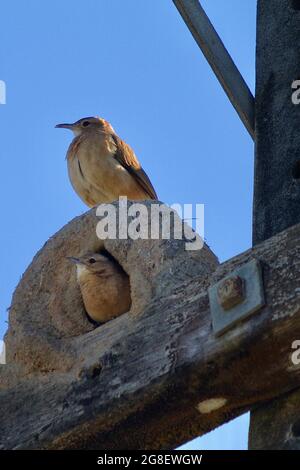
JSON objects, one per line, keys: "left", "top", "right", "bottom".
{"left": 1, "top": 204, "right": 300, "bottom": 449}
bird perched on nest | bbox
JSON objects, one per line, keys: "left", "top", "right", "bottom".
{"left": 68, "top": 252, "right": 131, "bottom": 323}
{"left": 56, "top": 116, "right": 158, "bottom": 206}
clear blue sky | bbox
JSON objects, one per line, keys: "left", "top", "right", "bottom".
{"left": 0, "top": 0, "right": 256, "bottom": 450}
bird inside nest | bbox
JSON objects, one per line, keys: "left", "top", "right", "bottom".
{"left": 56, "top": 116, "right": 158, "bottom": 207}
{"left": 67, "top": 252, "right": 131, "bottom": 324}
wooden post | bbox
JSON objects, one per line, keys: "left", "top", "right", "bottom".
{"left": 250, "top": 0, "right": 300, "bottom": 449}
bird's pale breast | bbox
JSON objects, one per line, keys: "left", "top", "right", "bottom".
{"left": 67, "top": 132, "right": 150, "bottom": 206}
{"left": 76, "top": 264, "right": 131, "bottom": 323}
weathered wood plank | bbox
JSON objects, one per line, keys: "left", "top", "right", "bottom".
{"left": 173, "top": 0, "right": 255, "bottom": 139}
{"left": 1, "top": 207, "right": 300, "bottom": 449}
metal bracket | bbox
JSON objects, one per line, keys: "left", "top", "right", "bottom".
{"left": 208, "top": 259, "right": 265, "bottom": 336}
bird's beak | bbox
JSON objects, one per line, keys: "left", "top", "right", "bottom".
{"left": 55, "top": 123, "right": 74, "bottom": 130}
{"left": 66, "top": 256, "right": 81, "bottom": 264}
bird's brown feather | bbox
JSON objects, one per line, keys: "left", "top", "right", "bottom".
{"left": 111, "top": 134, "right": 158, "bottom": 200}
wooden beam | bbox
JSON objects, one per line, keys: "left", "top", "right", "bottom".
{"left": 173, "top": 0, "right": 255, "bottom": 140}
{"left": 1, "top": 207, "right": 300, "bottom": 449}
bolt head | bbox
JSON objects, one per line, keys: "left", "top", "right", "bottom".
{"left": 217, "top": 275, "right": 245, "bottom": 311}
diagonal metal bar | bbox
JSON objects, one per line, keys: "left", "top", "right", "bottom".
{"left": 173, "top": 0, "right": 255, "bottom": 140}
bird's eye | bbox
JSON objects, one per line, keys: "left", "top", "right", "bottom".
{"left": 89, "top": 258, "right": 96, "bottom": 264}
{"left": 82, "top": 121, "right": 90, "bottom": 127}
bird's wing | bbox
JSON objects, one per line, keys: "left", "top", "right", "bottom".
{"left": 111, "top": 134, "right": 158, "bottom": 200}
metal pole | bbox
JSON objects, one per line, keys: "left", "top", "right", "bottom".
{"left": 173, "top": 0, "right": 255, "bottom": 140}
